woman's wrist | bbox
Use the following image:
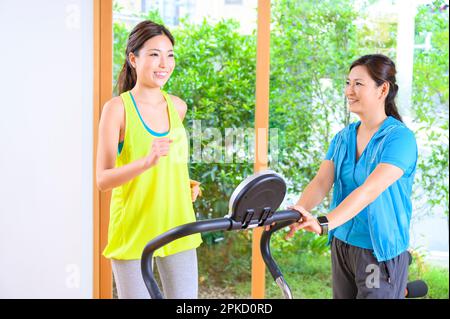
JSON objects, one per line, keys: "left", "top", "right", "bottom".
{"left": 325, "top": 213, "right": 337, "bottom": 231}
{"left": 317, "top": 219, "right": 323, "bottom": 235}
{"left": 141, "top": 154, "right": 154, "bottom": 170}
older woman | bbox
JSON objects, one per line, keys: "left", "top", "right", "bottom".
{"left": 288, "top": 54, "right": 417, "bottom": 299}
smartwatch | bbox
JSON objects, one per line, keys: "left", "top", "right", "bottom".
{"left": 317, "top": 215, "right": 329, "bottom": 236}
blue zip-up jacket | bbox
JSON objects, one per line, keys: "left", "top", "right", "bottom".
{"left": 326, "top": 116, "right": 418, "bottom": 262}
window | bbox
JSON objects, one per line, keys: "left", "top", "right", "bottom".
{"left": 225, "top": 0, "right": 243, "bottom": 5}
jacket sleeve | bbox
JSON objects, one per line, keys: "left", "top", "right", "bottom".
{"left": 379, "top": 127, "right": 418, "bottom": 176}
{"left": 324, "top": 133, "right": 340, "bottom": 161}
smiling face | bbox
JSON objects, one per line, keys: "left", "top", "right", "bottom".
{"left": 128, "top": 34, "right": 175, "bottom": 88}
{"left": 345, "top": 65, "right": 388, "bottom": 116}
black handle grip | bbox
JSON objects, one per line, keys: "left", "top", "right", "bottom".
{"left": 260, "top": 210, "right": 302, "bottom": 280}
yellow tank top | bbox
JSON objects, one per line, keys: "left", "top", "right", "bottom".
{"left": 102, "top": 90, "right": 202, "bottom": 260}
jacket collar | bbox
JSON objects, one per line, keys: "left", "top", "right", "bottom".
{"left": 347, "top": 116, "right": 403, "bottom": 142}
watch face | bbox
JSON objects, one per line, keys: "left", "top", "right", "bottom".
{"left": 317, "top": 216, "right": 328, "bottom": 224}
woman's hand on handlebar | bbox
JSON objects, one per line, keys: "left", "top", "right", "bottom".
{"left": 263, "top": 204, "right": 305, "bottom": 232}
{"left": 264, "top": 204, "right": 307, "bottom": 232}
{"left": 285, "top": 205, "right": 321, "bottom": 239}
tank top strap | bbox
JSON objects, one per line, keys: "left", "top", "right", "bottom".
{"left": 161, "top": 90, "right": 183, "bottom": 129}
{"left": 119, "top": 91, "right": 140, "bottom": 126}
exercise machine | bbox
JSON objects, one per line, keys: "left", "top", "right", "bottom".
{"left": 141, "top": 170, "right": 301, "bottom": 299}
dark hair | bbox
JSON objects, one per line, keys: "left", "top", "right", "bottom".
{"left": 117, "top": 20, "right": 175, "bottom": 95}
{"left": 350, "top": 54, "right": 403, "bottom": 122}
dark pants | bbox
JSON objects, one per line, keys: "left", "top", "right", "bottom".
{"left": 331, "top": 237, "right": 409, "bottom": 299}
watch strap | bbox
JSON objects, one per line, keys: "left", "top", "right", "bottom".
{"left": 317, "top": 215, "right": 329, "bottom": 236}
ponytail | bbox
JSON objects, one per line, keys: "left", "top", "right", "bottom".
{"left": 117, "top": 58, "right": 137, "bottom": 95}
{"left": 385, "top": 82, "right": 402, "bottom": 122}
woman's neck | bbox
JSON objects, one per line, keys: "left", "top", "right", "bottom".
{"left": 358, "top": 112, "right": 388, "bottom": 133}
{"left": 130, "top": 82, "right": 163, "bottom": 104}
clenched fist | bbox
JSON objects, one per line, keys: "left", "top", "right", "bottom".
{"left": 144, "top": 138, "right": 173, "bottom": 168}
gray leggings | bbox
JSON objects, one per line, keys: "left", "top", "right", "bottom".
{"left": 111, "top": 249, "right": 198, "bottom": 299}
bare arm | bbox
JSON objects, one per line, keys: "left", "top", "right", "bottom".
{"left": 96, "top": 98, "right": 171, "bottom": 192}
{"left": 294, "top": 160, "right": 335, "bottom": 211}
{"left": 283, "top": 160, "right": 334, "bottom": 237}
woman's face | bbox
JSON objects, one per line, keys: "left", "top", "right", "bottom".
{"left": 345, "top": 65, "right": 387, "bottom": 116}
{"left": 130, "top": 34, "right": 175, "bottom": 88}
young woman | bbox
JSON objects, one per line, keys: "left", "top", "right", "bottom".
{"left": 96, "top": 20, "right": 202, "bottom": 299}
{"left": 287, "top": 54, "right": 418, "bottom": 298}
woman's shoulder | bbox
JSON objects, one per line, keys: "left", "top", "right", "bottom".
{"left": 103, "top": 96, "right": 125, "bottom": 112}
{"left": 168, "top": 94, "right": 187, "bottom": 109}
{"left": 333, "top": 121, "right": 358, "bottom": 140}
{"left": 101, "top": 96, "right": 125, "bottom": 123}
{"left": 167, "top": 94, "right": 188, "bottom": 120}
{"left": 387, "top": 124, "right": 417, "bottom": 144}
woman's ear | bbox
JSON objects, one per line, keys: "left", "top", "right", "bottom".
{"left": 379, "top": 81, "right": 390, "bottom": 100}
{"left": 128, "top": 52, "right": 137, "bottom": 69}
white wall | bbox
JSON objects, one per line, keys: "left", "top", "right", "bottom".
{"left": 0, "top": 0, "right": 93, "bottom": 298}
